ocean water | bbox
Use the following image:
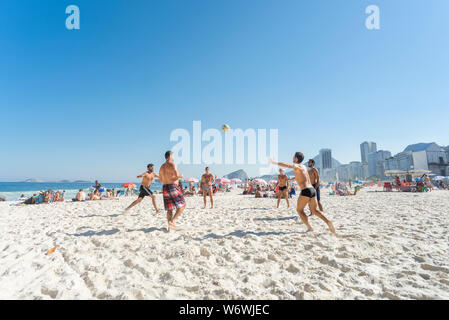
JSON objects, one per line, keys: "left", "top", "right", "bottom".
{"left": 0, "top": 182, "right": 174, "bottom": 201}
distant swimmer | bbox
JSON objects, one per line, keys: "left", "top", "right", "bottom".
{"left": 307, "top": 159, "right": 323, "bottom": 212}
{"left": 125, "top": 164, "right": 159, "bottom": 213}
{"left": 159, "top": 151, "right": 186, "bottom": 231}
{"left": 201, "top": 167, "right": 215, "bottom": 208}
{"left": 276, "top": 168, "right": 295, "bottom": 208}
{"left": 269, "top": 153, "right": 336, "bottom": 234}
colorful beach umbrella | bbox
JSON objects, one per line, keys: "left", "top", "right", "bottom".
{"left": 122, "top": 183, "right": 136, "bottom": 188}
{"left": 268, "top": 180, "right": 277, "bottom": 185}
{"left": 216, "top": 178, "right": 231, "bottom": 184}
{"left": 252, "top": 178, "right": 267, "bottom": 185}
{"left": 231, "top": 178, "right": 242, "bottom": 183}
{"left": 186, "top": 178, "right": 199, "bottom": 183}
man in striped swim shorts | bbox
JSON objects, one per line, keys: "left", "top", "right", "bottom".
{"left": 159, "top": 151, "right": 186, "bottom": 231}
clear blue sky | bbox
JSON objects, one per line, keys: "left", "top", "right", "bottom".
{"left": 1, "top": 0, "right": 448, "bottom": 181}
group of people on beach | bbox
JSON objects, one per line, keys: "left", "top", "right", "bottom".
{"left": 123, "top": 150, "right": 336, "bottom": 234}
{"left": 22, "top": 190, "right": 65, "bottom": 205}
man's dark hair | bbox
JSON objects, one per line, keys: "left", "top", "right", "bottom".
{"left": 147, "top": 163, "right": 153, "bottom": 168}
{"left": 165, "top": 151, "right": 173, "bottom": 159}
{"left": 294, "top": 152, "right": 304, "bottom": 164}
{"left": 205, "top": 167, "right": 209, "bottom": 170}
{"left": 308, "top": 159, "right": 315, "bottom": 165}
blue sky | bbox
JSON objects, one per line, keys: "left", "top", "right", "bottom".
{"left": 1, "top": 0, "right": 448, "bottom": 181}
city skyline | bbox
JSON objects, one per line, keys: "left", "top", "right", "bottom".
{"left": 2, "top": 139, "right": 447, "bottom": 182}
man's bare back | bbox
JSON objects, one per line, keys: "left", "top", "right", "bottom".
{"left": 159, "top": 162, "right": 179, "bottom": 185}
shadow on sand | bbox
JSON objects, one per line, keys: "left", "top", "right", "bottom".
{"left": 254, "top": 216, "right": 298, "bottom": 222}
{"left": 67, "top": 229, "right": 120, "bottom": 237}
{"left": 126, "top": 227, "right": 166, "bottom": 234}
{"left": 193, "top": 229, "right": 307, "bottom": 241}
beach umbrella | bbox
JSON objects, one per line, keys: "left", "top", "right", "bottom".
{"left": 215, "top": 178, "right": 231, "bottom": 184}
{"left": 231, "top": 178, "right": 242, "bottom": 183}
{"left": 185, "top": 178, "right": 199, "bottom": 183}
{"left": 433, "top": 176, "right": 446, "bottom": 181}
{"left": 252, "top": 178, "right": 267, "bottom": 185}
{"left": 122, "top": 183, "right": 136, "bottom": 188}
{"left": 268, "top": 180, "right": 277, "bottom": 185}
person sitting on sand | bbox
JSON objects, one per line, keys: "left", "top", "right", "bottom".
{"left": 75, "top": 189, "right": 86, "bottom": 201}
{"left": 269, "top": 153, "right": 336, "bottom": 234}
{"left": 255, "top": 185, "right": 263, "bottom": 198}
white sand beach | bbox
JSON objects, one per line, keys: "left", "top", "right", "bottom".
{"left": 1, "top": 188, "right": 448, "bottom": 300}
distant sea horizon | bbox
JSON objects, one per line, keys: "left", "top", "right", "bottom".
{"left": 0, "top": 182, "right": 165, "bottom": 201}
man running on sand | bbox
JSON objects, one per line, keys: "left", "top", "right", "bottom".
{"left": 201, "top": 167, "right": 215, "bottom": 208}
{"left": 125, "top": 164, "right": 159, "bottom": 213}
{"left": 159, "top": 151, "right": 186, "bottom": 231}
{"left": 307, "top": 159, "right": 323, "bottom": 212}
{"left": 269, "top": 153, "right": 335, "bottom": 234}
{"left": 276, "top": 168, "right": 295, "bottom": 208}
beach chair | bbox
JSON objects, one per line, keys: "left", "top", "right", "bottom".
{"left": 383, "top": 182, "right": 393, "bottom": 192}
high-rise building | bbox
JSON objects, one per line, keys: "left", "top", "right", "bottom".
{"left": 319, "top": 148, "right": 332, "bottom": 169}
{"left": 367, "top": 150, "right": 392, "bottom": 177}
{"left": 360, "top": 141, "right": 377, "bottom": 164}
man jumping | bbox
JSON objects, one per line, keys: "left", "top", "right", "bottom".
{"left": 269, "top": 153, "right": 335, "bottom": 234}
{"left": 125, "top": 164, "right": 159, "bottom": 213}
{"left": 159, "top": 151, "right": 186, "bottom": 231}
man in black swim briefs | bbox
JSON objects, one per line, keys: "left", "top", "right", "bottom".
{"left": 276, "top": 169, "right": 294, "bottom": 208}
{"left": 269, "top": 152, "right": 336, "bottom": 234}
{"left": 125, "top": 164, "right": 159, "bottom": 213}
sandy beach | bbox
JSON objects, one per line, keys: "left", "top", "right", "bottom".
{"left": 1, "top": 187, "right": 448, "bottom": 300}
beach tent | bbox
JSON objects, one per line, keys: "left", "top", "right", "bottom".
{"left": 409, "top": 169, "right": 431, "bottom": 176}
{"left": 384, "top": 170, "right": 407, "bottom": 177}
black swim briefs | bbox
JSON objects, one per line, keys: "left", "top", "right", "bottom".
{"left": 279, "top": 186, "right": 287, "bottom": 191}
{"left": 300, "top": 187, "right": 316, "bottom": 198}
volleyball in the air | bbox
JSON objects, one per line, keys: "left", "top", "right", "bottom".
{"left": 222, "top": 124, "right": 230, "bottom": 132}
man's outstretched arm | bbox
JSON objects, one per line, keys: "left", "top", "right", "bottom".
{"left": 269, "top": 158, "right": 295, "bottom": 169}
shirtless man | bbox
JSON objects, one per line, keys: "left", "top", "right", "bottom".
{"left": 307, "top": 159, "right": 323, "bottom": 211}
{"left": 276, "top": 169, "right": 294, "bottom": 208}
{"left": 201, "top": 167, "right": 215, "bottom": 208}
{"left": 159, "top": 151, "right": 186, "bottom": 231}
{"left": 269, "top": 152, "right": 335, "bottom": 234}
{"left": 125, "top": 164, "right": 159, "bottom": 213}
